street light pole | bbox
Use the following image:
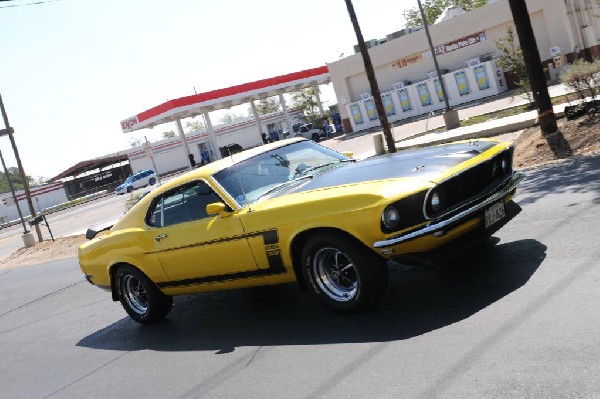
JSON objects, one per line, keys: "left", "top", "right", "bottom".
{"left": 416, "top": 0, "right": 460, "bottom": 130}
{"left": 0, "top": 93, "right": 43, "bottom": 242}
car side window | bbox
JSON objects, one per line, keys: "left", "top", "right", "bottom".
{"left": 147, "top": 181, "right": 221, "bottom": 227}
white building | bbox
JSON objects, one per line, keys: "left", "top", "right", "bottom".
{"left": 327, "top": 0, "right": 600, "bottom": 132}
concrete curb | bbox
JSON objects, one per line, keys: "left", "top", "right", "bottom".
{"left": 355, "top": 106, "right": 567, "bottom": 159}
{"left": 396, "top": 108, "right": 567, "bottom": 150}
{"left": 397, "top": 118, "right": 536, "bottom": 149}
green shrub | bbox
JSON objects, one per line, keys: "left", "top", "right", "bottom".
{"left": 560, "top": 59, "right": 600, "bottom": 102}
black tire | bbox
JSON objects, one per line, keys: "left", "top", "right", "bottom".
{"left": 149, "top": 177, "right": 156, "bottom": 186}
{"left": 126, "top": 185, "right": 133, "bottom": 194}
{"left": 311, "top": 133, "right": 321, "bottom": 142}
{"left": 301, "top": 232, "right": 388, "bottom": 313}
{"left": 115, "top": 265, "right": 173, "bottom": 324}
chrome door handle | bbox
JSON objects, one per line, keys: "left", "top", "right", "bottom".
{"left": 155, "top": 234, "right": 167, "bottom": 242}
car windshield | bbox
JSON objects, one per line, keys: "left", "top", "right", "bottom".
{"left": 123, "top": 175, "right": 134, "bottom": 184}
{"left": 213, "top": 140, "right": 352, "bottom": 206}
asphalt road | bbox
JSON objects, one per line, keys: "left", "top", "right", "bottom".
{"left": 0, "top": 154, "right": 599, "bottom": 398}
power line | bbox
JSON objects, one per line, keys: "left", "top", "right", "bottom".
{"left": 0, "top": 0, "right": 60, "bottom": 9}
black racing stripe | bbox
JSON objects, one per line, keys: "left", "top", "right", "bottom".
{"left": 286, "top": 141, "right": 500, "bottom": 194}
{"left": 148, "top": 229, "right": 278, "bottom": 255}
{"left": 265, "top": 246, "right": 285, "bottom": 273}
{"left": 147, "top": 234, "right": 247, "bottom": 254}
{"left": 156, "top": 228, "right": 287, "bottom": 288}
{"left": 262, "top": 230, "right": 278, "bottom": 245}
{"left": 157, "top": 268, "right": 285, "bottom": 288}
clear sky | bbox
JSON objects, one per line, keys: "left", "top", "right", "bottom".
{"left": 0, "top": 0, "right": 408, "bottom": 181}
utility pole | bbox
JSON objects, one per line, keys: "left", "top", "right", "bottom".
{"left": 417, "top": 0, "right": 460, "bottom": 130}
{"left": 507, "top": 0, "right": 571, "bottom": 157}
{"left": 0, "top": 148, "right": 28, "bottom": 234}
{"left": 344, "top": 0, "right": 396, "bottom": 153}
{"left": 0, "top": 93, "right": 43, "bottom": 242}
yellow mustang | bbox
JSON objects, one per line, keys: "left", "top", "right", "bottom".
{"left": 79, "top": 137, "right": 524, "bottom": 324}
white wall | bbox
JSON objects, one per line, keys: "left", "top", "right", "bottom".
{"left": 0, "top": 182, "right": 68, "bottom": 223}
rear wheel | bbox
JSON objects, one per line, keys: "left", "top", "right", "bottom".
{"left": 311, "top": 133, "right": 321, "bottom": 142}
{"left": 301, "top": 233, "right": 388, "bottom": 313}
{"left": 115, "top": 265, "right": 172, "bottom": 324}
{"left": 149, "top": 177, "right": 156, "bottom": 186}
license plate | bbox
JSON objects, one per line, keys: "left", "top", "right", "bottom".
{"left": 485, "top": 201, "right": 506, "bottom": 228}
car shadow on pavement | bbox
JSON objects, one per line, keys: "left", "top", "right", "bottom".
{"left": 77, "top": 238, "right": 546, "bottom": 354}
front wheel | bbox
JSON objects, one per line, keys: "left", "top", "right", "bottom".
{"left": 301, "top": 233, "right": 388, "bottom": 313}
{"left": 115, "top": 265, "right": 172, "bottom": 324}
{"left": 311, "top": 133, "right": 321, "bottom": 142}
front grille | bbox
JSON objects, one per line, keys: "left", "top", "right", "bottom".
{"left": 425, "top": 148, "right": 514, "bottom": 219}
{"left": 380, "top": 190, "right": 428, "bottom": 233}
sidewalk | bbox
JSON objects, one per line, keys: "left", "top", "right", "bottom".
{"left": 395, "top": 101, "right": 569, "bottom": 150}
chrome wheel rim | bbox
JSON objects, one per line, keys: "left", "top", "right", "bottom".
{"left": 311, "top": 247, "right": 358, "bottom": 302}
{"left": 121, "top": 275, "right": 148, "bottom": 315}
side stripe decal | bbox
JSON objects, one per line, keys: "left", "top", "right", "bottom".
{"left": 157, "top": 229, "right": 286, "bottom": 288}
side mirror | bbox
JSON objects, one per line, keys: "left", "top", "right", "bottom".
{"left": 342, "top": 151, "right": 354, "bottom": 158}
{"left": 206, "top": 202, "right": 231, "bottom": 217}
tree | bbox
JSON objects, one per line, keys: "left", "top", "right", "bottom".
{"left": 29, "top": 176, "right": 47, "bottom": 186}
{"left": 185, "top": 119, "right": 204, "bottom": 132}
{"left": 0, "top": 166, "right": 32, "bottom": 192}
{"left": 250, "top": 98, "right": 280, "bottom": 115}
{"left": 345, "top": 0, "right": 395, "bottom": 151}
{"left": 403, "top": 0, "right": 488, "bottom": 28}
{"left": 560, "top": 59, "right": 600, "bottom": 103}
{"left": 507, "top": 0, "right": 571, "bottom": 158}
{"left": 162, "top": 130, "right": 175, "bottom": 139}
{"left": 495, "top": 27, "right": 533, "bottom": 105}
{"left": 290, "top": 88, "right": 319, "bottom": 122}
{"left": 219, "top": 112, "right": 245, "bottom": 124}
{"left": 128, "top": 137, "right": 144, "bottom": 148}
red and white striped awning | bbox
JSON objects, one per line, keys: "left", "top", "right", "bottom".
{"left": 120, "top": 66, "right": 330, "bottom": 133}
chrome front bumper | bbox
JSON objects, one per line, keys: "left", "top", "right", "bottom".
{"left": 374, "top": 171, "right": 525, "bottom": 249}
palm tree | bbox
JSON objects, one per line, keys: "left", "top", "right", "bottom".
{"left": 344, "top": 0, "right": 395, "bottom": 153}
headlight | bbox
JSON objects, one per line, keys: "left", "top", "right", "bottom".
{"left": 382, "top": 206, "right": 400, "bottom": 229}
{"left": 430, "top": 191, "right": 441, "bottom": 212}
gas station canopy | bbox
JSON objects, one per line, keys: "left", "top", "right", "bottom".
{"left": 120, "top": 66, "right": 330, "bottom": 133}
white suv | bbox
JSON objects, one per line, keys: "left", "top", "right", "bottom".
{"left": 115, "top": 169, "right": 157, "bottom": 195}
